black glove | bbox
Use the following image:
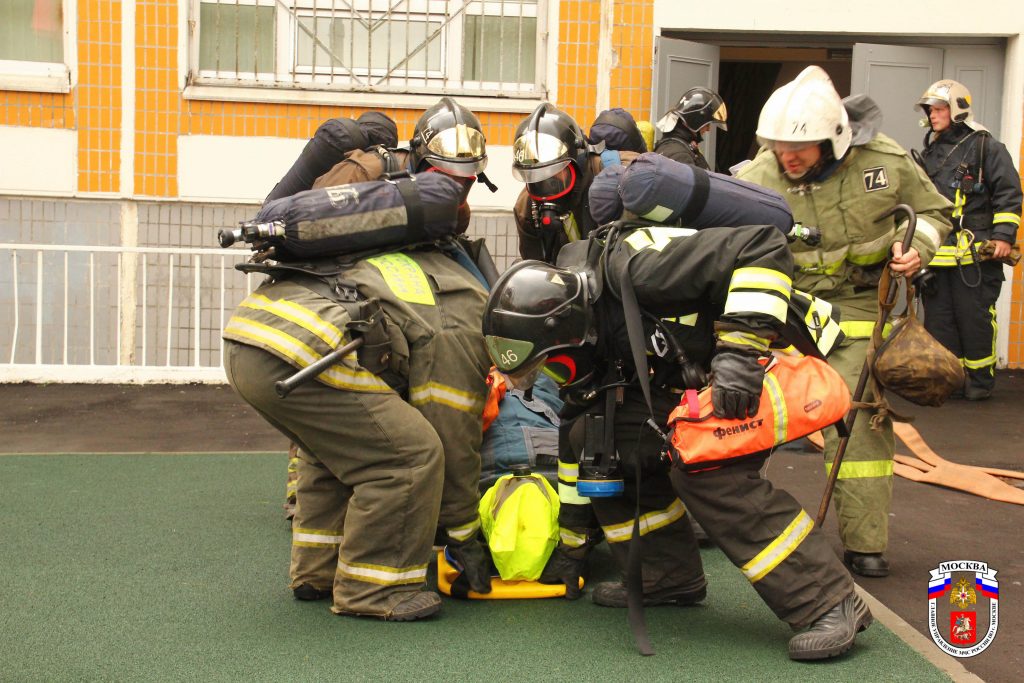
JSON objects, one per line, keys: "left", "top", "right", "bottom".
{"left": 446, "top": 536, "right": 493, "bottom": 595}
{"left": 710, "top": 347, "right": 764, "bottom": 419}
{"left": 539, "top": 542, "right": 587, "bottom": 600}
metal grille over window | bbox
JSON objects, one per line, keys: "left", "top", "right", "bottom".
{"left": 194, "top": 0, "right": 543, "bottom": 96}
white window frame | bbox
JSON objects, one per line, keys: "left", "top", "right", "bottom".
{"left": 184, "top": 0, "right": 548, "bottom": 109}
{"left": 0, "top": 0, "right": 77, "bottom": 94}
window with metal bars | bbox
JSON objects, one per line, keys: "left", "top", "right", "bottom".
{"left": 193, "top": 0, "right": 544, "bottom": 97}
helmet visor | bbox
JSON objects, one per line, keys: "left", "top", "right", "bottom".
{"left": 503, "top": 353, "right": 547, "bottom": 392}
{"left": 512, "top": 132, "right": 571, "bottom": 182}
{"left": 757, "top": 138, "right": 821, "bottom": 153}
{"left": 425, "top": 124, "right": 487, "bottom": 177}
{"left": 527, "top": 164, "right": 576, "bottom": 202}
{"left": 710, "top": 101, "right": 728, "bottom": 130}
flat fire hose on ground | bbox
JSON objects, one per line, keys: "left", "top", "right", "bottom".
{"left": 805, "top": 427, "right": 1024, "bottom": 504}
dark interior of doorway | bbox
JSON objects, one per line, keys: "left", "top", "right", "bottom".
{"left": 714, "top": 47, "right": 852, "bottom": 174}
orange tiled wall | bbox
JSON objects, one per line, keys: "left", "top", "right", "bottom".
{"left": 79, "top": 0, "right": 122, "bottom": 193}
{"left": 1005, "top": 132, "right": 1024, "bottom": 367}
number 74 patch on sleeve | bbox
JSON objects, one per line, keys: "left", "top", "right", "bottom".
{"left": 863, "top": 166, "right": 889, "bottom": 192}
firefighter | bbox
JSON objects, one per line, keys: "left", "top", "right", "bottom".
{"left": 512, "top": 103, "right": 642, "bottom": 262}
{"left": 482, "top": 222, "right": 871, "bottom": 661}
{"left": 653, "top": 87, "right": 728, "bottom": 169}
{"left": 224, "top": 102, "right": 496, "bottom": 620}
{"left": 736, "top": 67, "right": 953, "bottom": 577}
{"left": 915, "top": 79, "right": 1023, "bottom": 400}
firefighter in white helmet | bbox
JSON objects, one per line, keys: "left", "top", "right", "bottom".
{"left": 914, "top": 79, "right": 1023, "bottom": 401}
{"left": 737, "top": 66, "right": 953, "bottom": 578}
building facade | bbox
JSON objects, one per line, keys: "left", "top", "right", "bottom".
{"left": 1, "top": 0, "right": 1022, "bottom": 380}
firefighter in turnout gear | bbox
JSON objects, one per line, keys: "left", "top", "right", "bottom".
{"left": 915, "top": 79, "right": 1023, "bottom": 400}
{"left": 483, "top": 221, "right": 872, "bottom": 661}
{"left": 737, "top": 67, "right": 953, "bottom": 578}
{"left": 512, "top": 103, "right": 641, "bottom": 262}
{"left": 653, "top": 86, "right": 728, "bottom": 169}
{"left": 225, "top": 102, "right": 496, "bottom": 620}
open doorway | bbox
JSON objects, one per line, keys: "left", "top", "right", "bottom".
{"left": 715, "top": 47, "right": 851, "bottom": 173}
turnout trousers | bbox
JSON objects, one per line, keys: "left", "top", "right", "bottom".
{"left": 670, "top": 457, "right": 854, "bottom": 629}
{"left": 822, "top": 335, "right": 895, "bottom": 554}
{"left": 923, "top": 263, "right": 1002, "bottom": 394}
{"left": 225, "top": 341, "right": 443, "bottom": 616}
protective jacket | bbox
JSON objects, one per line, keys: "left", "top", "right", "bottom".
{"left": 917, "top": 123, "right": 1023, "bottom": 267}
{"left": 553, "top": 223, "right": 853, "bottom": 628}
{"left": 653, "top": 128, "right": 710, "bottom": 169}
{"left": 916, "top": 122, "right": 1022, "bottom": 395}
{"left": 737, "top": 129, "right": 953, "bottom": 554}
{"left": 737, "top": 132, "right": 952, "bottom": 323}
{"left": 514, "top": 151, "right": 640, "bottom": 261}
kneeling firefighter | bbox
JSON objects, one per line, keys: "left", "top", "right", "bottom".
{"left": 222, "top": 170, "right": 494, "bottom": 620}
{"left": 482, "top": 200, "right": 872, "bottom": 657}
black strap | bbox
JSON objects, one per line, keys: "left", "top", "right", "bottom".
{"left": 677, "top": 166, "right": 711, "bottom": 226}
{"left": 393, "top": 177, "right": 424, "bottom": 233}
{"left": 618, "top": 256, "right": 657, "bottom": 657}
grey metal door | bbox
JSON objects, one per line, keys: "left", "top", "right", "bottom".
{"left": 851, "top": 43, "right": 943, "bottom": 153}
{"left": 943, "top": 46, "right": 1004, "bottom": 135}
{"left": 652, "top": 37, "right": 719, "bottom": 169}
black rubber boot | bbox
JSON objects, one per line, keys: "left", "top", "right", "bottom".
{"left": 591, "top": 576, "right": 707, "bottom": 608}
{"left": 844, "top": 551, "right": 890, "bottom": 578}
{"left": 293, "top": 583, "right": 332, "bottom": 601}
{"left": 788, "top": 592, "right": 873, "bottom": 661}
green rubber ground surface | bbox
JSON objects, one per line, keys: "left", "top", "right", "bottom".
{"left": 1, "top": 453, "right": 952, "bottom": 682}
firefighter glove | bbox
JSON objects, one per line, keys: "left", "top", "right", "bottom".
{"left": 539, "top": 542, "right": 586, "bottom": 599}
{"left": 447, "top": 536, "right": 493, "bottom": 595}
{"left": 710, "top": 347, "right": 764, "bottom": 419}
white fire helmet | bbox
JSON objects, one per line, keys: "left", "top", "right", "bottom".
{"left": 916, "top": 79, "right": 982, "bottom": 130}
{"left": 755, "top": 66, "right": 852, "bottom": 160}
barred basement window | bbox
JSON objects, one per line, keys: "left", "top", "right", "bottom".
{"left": 193, "top": 0, "right": 543, "bottom": 97}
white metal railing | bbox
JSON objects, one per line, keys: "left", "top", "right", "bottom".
{"left": 2, "top": 243, "right": 254, "bottom": 383}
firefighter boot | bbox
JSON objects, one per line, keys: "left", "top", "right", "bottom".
{"left": 293, "top": 583, "right": 332, "bottom": 601}
{"left": 844, "top": 551, "right": 890, "bottom": 578}
{"left": 788, "top": 592, "right": 873, "bottom": 661}
{"left": 592, "top": 575, "right": 707, "bottom": 608}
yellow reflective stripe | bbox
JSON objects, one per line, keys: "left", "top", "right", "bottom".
{"left": 847, "top": 228, "right": 896, "bottom": 266}
{"left": 445, "top": 519, "right": 480, "bottom": 542}
{"left": 724, "top": 291, "right": 789, "bottom": 324}
{"left": 824, "top": 459, "right": 894, "bottom": 479}
{"left": 337, "top": 559, "right": 427, "bottom": 586}
{"left": 764, "top": 371, "right": 788, "bottom": 445}
{"left": 226, "top": 315, "right": 320, "bottom": 366}
{"left": 225, "top": 317, "right": 392, "bottom": 392}
{"left": 564, "top": 213, "right": 581, "bottom": 242}
{"left": 838, "top": 320, "right": 891, "bottom": 339}
{"left": 792, "top": 246, "right": 847, "bottom": 274}
{"left": 366, "top": 253, "right": 435, "bottom": 305}
{"left": 559, "top": 527, "right": 587, "bottom": 548}
{"left": 624, "top": 226, "right": 697, "bottom": 252}
{"left": 993, "top": 212, "right": 1021, "bottom": 226}
{"left": 729, "top": 266, "right": 793, "bottom": 297}
{"left": 601, "top": 499, "right": 686, "bottom": 543}
{"left": 240, "top": 293, "right": 343, "bottom": 349}
{"left": 292, "top": 527, "right": 343, "bottom": 548}
{"left": 742, "top": 510, "right": 813, "bottom": 583}
{"left": 663, "top": 313, "right": 699, "bottom": 327}
{"left": 409, "top": 381, "right": 485, "bottom": 413}
{"left": 558, "top": 482, "right": 591, "bottom": 505}
{"left": 558, "top": 462, "right": 579, "bottom": 483}
{"left": 718, "top": 330, "right": 771, "bottom": 353}
{"left": 952, "top": 189, "right": 966, "bottom": 218}
{"left": 640, "top": 205, "right": 675, "bottom": 223}
{"left": 963, "top": 355, "right": 996, "bottom": 369}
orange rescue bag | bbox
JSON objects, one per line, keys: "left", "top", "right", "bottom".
{"left": 667, "top": 355, "right": 850, "bottom": 471}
